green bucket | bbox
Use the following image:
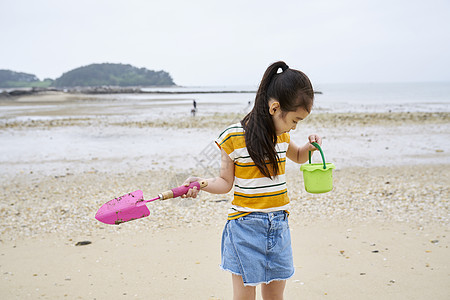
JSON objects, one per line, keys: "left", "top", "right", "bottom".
{"left": 300, "top": 142, "right": 336, "bottom": 194}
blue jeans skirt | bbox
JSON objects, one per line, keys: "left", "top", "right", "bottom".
{"left": 220, "top": 211, "right": 294, "bottom": 286}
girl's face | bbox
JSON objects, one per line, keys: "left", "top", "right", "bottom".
{"left": 269, "top": 99, "right": 310, "bottom": 136}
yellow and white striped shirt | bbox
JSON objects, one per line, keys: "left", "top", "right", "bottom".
{"left": 215, "top": 123, "right": 290, "bottom": 220}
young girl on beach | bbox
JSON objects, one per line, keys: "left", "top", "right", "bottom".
{"left": 183, "top": 61, "right": 321, "bottom": 299}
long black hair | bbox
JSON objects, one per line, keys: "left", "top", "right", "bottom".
{"left": 241, "top": 61, "right": 314, "bottom": 178}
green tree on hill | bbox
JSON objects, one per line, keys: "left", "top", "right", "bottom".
{"left": 0, "top": 70, "right": 52, "bottom": 88}
{"left": 0, "top": 70, "right": 38, "bottom": 83}
{"left": 52, "top": 63, "right": 175, "bottom": 87}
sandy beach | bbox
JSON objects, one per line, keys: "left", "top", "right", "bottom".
{"left": 1, "top": 93, "right": 449, "bottom": 299}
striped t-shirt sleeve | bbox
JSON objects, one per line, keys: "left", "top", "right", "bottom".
{"left": 215, "top": 123, "right": 244, "bottom": 161}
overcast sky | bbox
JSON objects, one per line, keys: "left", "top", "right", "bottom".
{"left": 1, "top": 0, "right": 449, "bottom": 86}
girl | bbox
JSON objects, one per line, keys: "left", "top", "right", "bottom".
{"left": 183, "top": 61, "right": 321, "bottom": 300}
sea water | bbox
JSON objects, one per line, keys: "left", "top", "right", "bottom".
{"left": 104, "top": 81, "right": 450, "bottom": 117}
{"left": 313, "top": 82, "right": 450, "bottom": 113}
{"left": 142, "top": 81, "right": 450, "bottom": 109}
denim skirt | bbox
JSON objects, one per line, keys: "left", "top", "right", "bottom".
{"left": 220, "top": 211, "right": 294, "bottom": 286}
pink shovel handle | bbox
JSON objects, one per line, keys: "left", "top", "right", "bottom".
{"left": 159, "top": 180, "right": 208, "bottom": 200}
{"left": 173, "top": 181, "right": 200, "bottom": 197}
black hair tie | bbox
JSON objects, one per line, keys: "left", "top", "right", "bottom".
{"left": 282, "top": 64, "right": 289, "bottom": 72}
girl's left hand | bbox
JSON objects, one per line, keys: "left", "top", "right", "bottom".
{"left": 307, "top": 134, "right": 322, "bottom": 151}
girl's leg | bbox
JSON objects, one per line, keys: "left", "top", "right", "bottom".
{"left": 261, "top": 280, "right": 286, "bottom": 300}
{"left": 232, "top": 274, "right": 256, "bottom": 300}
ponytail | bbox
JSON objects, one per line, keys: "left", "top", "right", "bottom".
{"left": 241, "top": 61, "right": 314, "bottom": 179}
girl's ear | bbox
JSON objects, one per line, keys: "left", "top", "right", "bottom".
{"left": 268, "top": 101, "right": 280, "bottom": 115}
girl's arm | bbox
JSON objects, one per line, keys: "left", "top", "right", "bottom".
{"left": 286, "top": 134, "right": 322, "bottom": 164}
{"left": 181, "top": 148, "right": 235, "bottom": 198}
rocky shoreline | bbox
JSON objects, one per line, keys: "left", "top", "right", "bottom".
{"left": 1, "top": 111, "right": 448, "bottom": 130}
{"left": 0, "top": 86, "right": 325, "bottom": 98}
{"left": 0, "top": 86, "right": 255, "bottom": 97}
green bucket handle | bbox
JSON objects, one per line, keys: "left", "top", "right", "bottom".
{"left": 309, "top": 142, "right": 327, "bottom": 169}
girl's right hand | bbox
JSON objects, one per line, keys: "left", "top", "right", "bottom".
{"left": 181, "top": 177, "right": 204, "bottom": 198}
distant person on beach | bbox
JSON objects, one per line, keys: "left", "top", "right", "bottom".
{"left": 191, "top": 99, "right": 197, "bottom": 116}
{"left": 182, "top": 61, "right": 321, "bottom": 299}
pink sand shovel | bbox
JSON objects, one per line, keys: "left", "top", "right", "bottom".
{"left": 95, "top": 180, "right": 208, "bottom": 225}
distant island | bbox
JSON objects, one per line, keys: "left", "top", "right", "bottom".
{"left": 0, "top": 63, "right": 322, "bottom": 97}
{"left": 0, "top": 70, "right": 53, "bottom": 88}
{"left": 0, "top": 63, "right": 175, "bottom": 88}
{"left": 52, "top": 63, "right": 174, "bottom": 87}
